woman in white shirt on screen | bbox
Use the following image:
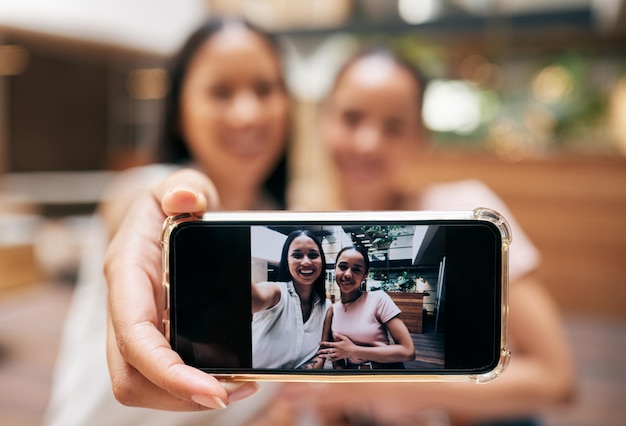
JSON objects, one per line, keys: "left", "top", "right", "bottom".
{"left": 252, "top": 229, "right": 331, "bottom": 369}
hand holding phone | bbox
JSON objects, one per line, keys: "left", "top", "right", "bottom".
{"left": 104, "top": 169, "right": 258, "bottom": 410}
{"left": 162, "top": 209, "right": 511, "bottom": 383}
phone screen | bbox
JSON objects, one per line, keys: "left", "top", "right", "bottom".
{"left": 168, "top": 218, "right": 504, "bottom": 377}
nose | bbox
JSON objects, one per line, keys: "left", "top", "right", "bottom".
{"left": 228, "top": 91, "right": 262, "bottom": 127}
{"left": 353, "top": 124, "right": 383, "bottom": 154}
{"left": 301, "top": 255, "right": 312, "bottom": 266}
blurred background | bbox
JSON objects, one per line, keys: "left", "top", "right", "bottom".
{"left": 0, "top": 0, "right": 624, "bottom": 424}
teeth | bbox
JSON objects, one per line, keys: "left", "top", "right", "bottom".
{"left": 229, "top": 133, "right": 265, "bottom": 155}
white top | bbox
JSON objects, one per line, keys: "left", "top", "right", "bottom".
{"left": 44, "top": 165, "right": 279, "bottom": 426}
{"left": 252, "top": 281, "right": 331, "bottom": 369}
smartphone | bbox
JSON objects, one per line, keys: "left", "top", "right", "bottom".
{"left": 161, "top": 208, "right": 510, "bottom": 383}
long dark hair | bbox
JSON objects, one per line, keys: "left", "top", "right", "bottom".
{"left": 157, "top": 18, "right": 288, "bottom": 207}
{"left": 277, "top": 230, "right": 327, "bottom": 302}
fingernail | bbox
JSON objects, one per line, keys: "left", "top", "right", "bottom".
{"left": 165, "top": 186, "right": 191, "bottom": 196}
{"left": 191, "top": 394, "right": 227, "bottom": 409}
{"left": 222, "top": 382, "right": 260, "bottom": 403}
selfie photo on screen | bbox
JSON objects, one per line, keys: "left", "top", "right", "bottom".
{"left": 166, "top": 211, "right": 505, "bottom": 378}
{"left": 250, "top": 224, "right": 444, "bottom": 371}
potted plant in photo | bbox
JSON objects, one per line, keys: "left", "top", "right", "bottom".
{"left": 395, "top": 270, "right": 416, "bottom": 292}
{"left": 361, "top": 225, "right": 400, "bottom": 251}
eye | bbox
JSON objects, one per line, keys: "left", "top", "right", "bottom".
{"left": 254, "top": 80, "right": 275, "bottom": 98}
{"left": 210, "top": 84, "right": 232, "bottom": 100}
{"left": 352, "top": 267, "right": 362, "bottom": 274}
{"left": 291, "top": 252, "right": 304, "bottom": 260}
{"left": 307, "top": 250, "right": 320, "bottom": 260}
{"left": 384, "top": 119, "right": 407, "bottom": 137}
{"left": 341, "top": 110, "right": 362, "bottom": 127}
{"left": 337, "top": 263, "right": 349, "bottom": 271}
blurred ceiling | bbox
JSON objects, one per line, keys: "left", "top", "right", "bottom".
{"left": 0, "top": 0, "right": 623, "bottom": 54}
{"left": 0, "top": 0, "right": 208, "bottom": 55}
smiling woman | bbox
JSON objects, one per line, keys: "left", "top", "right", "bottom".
{"left": 251, "top": 229, "right": 331, "bottom": 369}
{"left": 318, "top": 245, "right": 416, "bottom": 369}
{"left": 43, "top": 17, "right": 294, "bottom": 425}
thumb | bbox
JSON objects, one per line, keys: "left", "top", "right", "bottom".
{"left": 154, "top": 169, "right": 220, "bottom": 215}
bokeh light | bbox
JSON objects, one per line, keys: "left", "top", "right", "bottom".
{"left": 608, "top": 74, "right": 626, "bottom": 156}
{"left": 423, "top": 80, "right": 481, "bottom": 134}
{"left": 398, "top": 0, "right": 441, "bottom": 25}
{"left": 459, "top": 54, "right": 503, "bottom": 89}
{"left": 532, "top": 65, "right": 575, "bottom": 103}
{"left": 487, "top": 120, "right": 536, "bottom": 162}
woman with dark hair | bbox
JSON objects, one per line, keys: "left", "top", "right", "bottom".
{"left": 45, "top": 17, "right": 291, "bottom": 424}
{"left": 157, "top": 18, "right": 288, "bottom": 207}
{"left": 251, "top": 230, "right": 331, "bottom": 369}
{"left": 282, "top": 47, "right": 575, "bottom": 426}
{"left": 317, "top": 245, "right": 415, "bottom": 369}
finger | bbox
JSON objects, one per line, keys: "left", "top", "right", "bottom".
{"left": 107, "top": 316, "right": 222, "bottom": 410}
{"left": 104, "top": 193, "right": 229, "bottom": 409}
{"left": 153, "top": 168, "right": 220, "bottom": 215}
{"left": 318, "top": 347, "right": 332, "bottom": 356}
{"left": 107, "top": 311, "right": 232, "bottom": 410}
{"left": 223, "top": 382, "right": 261, "bottom": 404}
{"left": 332, "top": 332, "right": 344, "bottom": 341}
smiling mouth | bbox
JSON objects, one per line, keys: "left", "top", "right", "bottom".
{"left": 227, "top": 133, "right": 267, "bottom": 157}
{"left": 341, "top": 162, "right": 386, "bottom": 181}
{"left": 299, "top": 268, "right": 316, "bottom": 277}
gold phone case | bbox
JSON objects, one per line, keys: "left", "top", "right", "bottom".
{"left": 160, "top": 208, "right": 511, "bottom": 383}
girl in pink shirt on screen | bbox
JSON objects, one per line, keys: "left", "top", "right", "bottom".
{"left": 318, "top": 245, "right": 415, "bottom": 369}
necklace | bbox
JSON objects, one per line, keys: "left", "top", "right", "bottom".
{"left": 341, "top": 291, "right": 362, "bottom": 312}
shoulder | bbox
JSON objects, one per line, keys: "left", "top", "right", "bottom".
{"left": 420, "top": 179, "right": 506, "bottom": 212}
{"left": 254, "top": 282, "right": 288, "bottom": 316}
{"left": 368, "top": 291, "right": 401, "bottom": 321}
{"left": 257, "top": 281, "right": 288, "bottom": 293}
{"left": 374, "top": 290, "right": 398, "bottom": 307}
{"left": 365, "top": 290, "right": 395, "bottom": 309}
{"left": 367, "top": 290, "right": 390, "bottom": 302}
{"left": 421, "top": 179, "right": 541, "bottom": 282}
{"left": 368, "top": 290, "right": 393, "bottom": 300}
{"left": 255, "top": 281, "right": 288, "bottom": 304}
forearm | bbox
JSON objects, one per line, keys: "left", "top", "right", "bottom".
{"left": 349, "top": 343, "right": 414, "bottom": 364}
{"left": 373, "top": 355, "right": 574, "bottom": 423}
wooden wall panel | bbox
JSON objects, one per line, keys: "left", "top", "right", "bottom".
{"left": 403, "top": 152, "right": 626, "bottom": 318}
